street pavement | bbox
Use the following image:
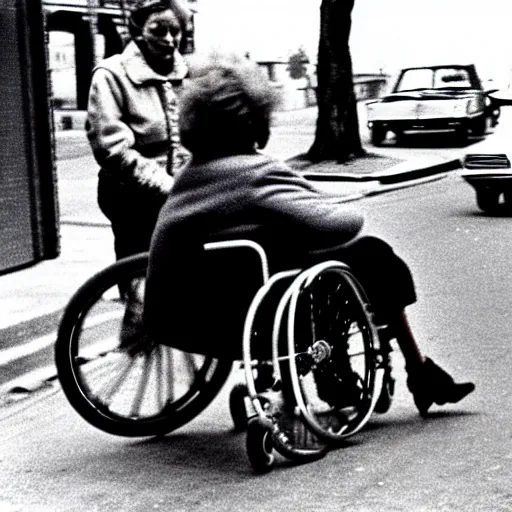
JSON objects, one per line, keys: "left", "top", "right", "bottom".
{"left": 0, "top": 105, "right": 485, "bottom": 394}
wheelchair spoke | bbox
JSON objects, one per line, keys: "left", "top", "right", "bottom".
{"left": 163, "top": 346, "right": 175, "bottom": 404}
{"left": 184, "top": 352, "right": 199, "bottom": 375}
{"left": 129, "top": 350, "right": 154, "bottom": 418}
{"left": 183, "top": 352, "right": 207, "bottom": 388}
{"left": 310, "top": 280, "right": 352, "bottom": 343}
{"left": 156, "top": 345, "right": 178, "bottom": 411}
{"left": 93, "top": 353, "right": 138, "bottom": 405}
{"left": 155, "top": 345, "right": 166, "bottom": 411}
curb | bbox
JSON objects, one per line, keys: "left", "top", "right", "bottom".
{"left": 60, "top": 219, "right": 110, "bottom": 227}
{"left": 58, "top": 159, "right": 462, "bottom": 226}
{"left": 376, "top": 157, "right": 462, "bottom": 184}
{"left": 302, "top": 157, "right": 462, "bottom": 184}
{"left": 314, "top": 171, "right": 450, "bottom": 207}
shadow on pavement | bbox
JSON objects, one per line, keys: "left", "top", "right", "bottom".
{"left": 81, "top": 408, "right": 480, "bottom": 476}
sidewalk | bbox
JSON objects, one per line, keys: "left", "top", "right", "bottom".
{"left": 271, "top": 106, "right": 461, "bottom": 188}
{"left": 0, "top": 107, "right": 463, "bottom": 333}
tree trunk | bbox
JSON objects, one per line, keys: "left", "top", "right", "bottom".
{"left": 307, "top": 0, "right": 364, "bottom": 163}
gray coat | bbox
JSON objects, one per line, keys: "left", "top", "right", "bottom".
{"left": 144, "top": 153, "right": 364, "bottom": 358}
{"left": 156, "top": 153, "right": 364, "bottom": 240}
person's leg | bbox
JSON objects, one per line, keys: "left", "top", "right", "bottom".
{"left": 98, "top": 175, "right": 165, "bottom": 349}
{"left": 306, "top": 236, "right": 475, "bottom": 416}
{"left": 98, "top": 171, "right": 166, "bottom": 259}
{"left": 388, "top": 311, "right": 424, "bottom": 370}
{"left": 387, "top": 311, "right": 474, "bottom": 416}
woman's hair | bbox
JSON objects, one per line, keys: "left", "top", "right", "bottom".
{"left": 129, "top": 0, "right": 192, "bottom": 40}
{"left": 179, "top": 52, "right": 282, "bottom": 158}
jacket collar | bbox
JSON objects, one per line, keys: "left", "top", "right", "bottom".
{"left": 121, "top": 41, "right": 188, "bottom": 84}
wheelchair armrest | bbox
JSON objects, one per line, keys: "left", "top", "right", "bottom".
{"left": 204, "top": 224, "right": 266, "bottom": 243}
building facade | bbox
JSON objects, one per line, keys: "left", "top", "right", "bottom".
{"left": 43, "top": 0, "right": 196, "bottom": 112}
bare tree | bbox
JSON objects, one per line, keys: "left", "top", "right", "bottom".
{"left": 307, "top": 0, "right": 364, "bottom": 163}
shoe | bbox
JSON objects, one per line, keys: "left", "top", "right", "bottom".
{"left": 407, "top": 357, "right": 475, "bottom": 417}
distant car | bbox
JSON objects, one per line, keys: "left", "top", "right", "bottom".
{"left": 461, "top": 153, "right": 512, "bottom": 213}
{"left": 460, "top": 90, "right": 512, "bottom": 213}
{"left": 366, "top": 64, "right": 499, "bottom": 145}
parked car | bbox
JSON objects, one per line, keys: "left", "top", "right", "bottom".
{"left": 461, "top": 90, "right": 512, "bottom": 213}
{"left": 461, "top": 153, "right": 512, "bottom": 213}
{"left": 366, "top": 64, "right": 499, "bottom": 145}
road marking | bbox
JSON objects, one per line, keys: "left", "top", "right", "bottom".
{"left": 0, "top": 332, "right": 57, "bottom": 366}
{"left": 0, "top": 335, "right": 119, "bottom": 397}
{"left": 0, "top": 306, "right": 62, "bottom": 330}
{"left": 0, "top": 310, "right": 122, "bottom": 366}
{"left": 0, "top": 364, "right": 57, "bottom": 395}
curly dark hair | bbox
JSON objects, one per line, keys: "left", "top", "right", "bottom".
{"left": 179, "top": 53, "right": 282, "bottom": 158}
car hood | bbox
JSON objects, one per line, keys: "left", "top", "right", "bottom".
{"left": 380, "top": 89, "right": 480, "bottom": 102}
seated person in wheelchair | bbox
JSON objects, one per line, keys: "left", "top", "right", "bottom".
{"left": 144, "top": 52, "right": 474, "bottom": 417}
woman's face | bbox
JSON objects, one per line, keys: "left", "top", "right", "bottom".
{"left": 141, "top": 9, "right": 182, "bottom": 63}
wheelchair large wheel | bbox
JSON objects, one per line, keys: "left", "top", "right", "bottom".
{"left": 240, "top": 270, "right": 328, "bottom": 465}
{"left": 284, "top": 262, "right": 380, "bottom": 444}
{"left": 55, "top": 253, "right": 233, "bottom": 437}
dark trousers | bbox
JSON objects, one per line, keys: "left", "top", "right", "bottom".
{"left": 267, "top": 235, "right": 417, "bottom": 322}
{"left": 97, "top": 170, "right": 166, "bottom": 260}
{"left": 306, "top": 236, "right": 417, "bottom": 320}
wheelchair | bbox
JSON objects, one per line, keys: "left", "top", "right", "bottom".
{"left": 55, "top": 237, "right": 396, "bottom": 473}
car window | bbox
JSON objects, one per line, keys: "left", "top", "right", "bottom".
{"left": 395, "top": 69, "right": 433, "bottom": 91}
{"left": 395, "top": 67, "right": 473, "bottom": 92}
{"left": 434, "top": 68, "right": 471, "bottom": 88}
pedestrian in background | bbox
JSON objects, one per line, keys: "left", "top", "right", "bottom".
{"left": 86, "top": 0, "right": 192, "bottom": 346}
{"left": 86, "top": 0, "right": 191, "bottom": 264}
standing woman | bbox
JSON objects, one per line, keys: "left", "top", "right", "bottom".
{"left": 86, "top": 0, "right": 192, "bottom": 263}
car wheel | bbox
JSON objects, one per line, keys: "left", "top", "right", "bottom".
{"left": 503, "top": 190, "right": 512, "bottom": 215}
{"left": 471, "top": 115, "right": 487, "bottom": 136}
{"left": 454, "top": 125, "right": 469, "bottom": 145}
{"left": 370, "top": 124, "right": 387, "bottom": 146}
{"left": 476, "top": 188, "right": 501, "bottom": 213}
{"left": 393, "top": 130, "right": 405, "bottom": 146}
{"left": 491, "top": 108, "right": 501, "bottom": 127}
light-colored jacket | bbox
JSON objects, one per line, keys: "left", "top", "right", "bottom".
{"left": 86, "top": 41, "right": 188, "bottom": 193}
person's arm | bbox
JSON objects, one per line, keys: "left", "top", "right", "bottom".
{"left": 86, "top": 68, "right": 173, "bottom": 194}
{"left": 253, "top": 163, "right": 364, "bottom": 247}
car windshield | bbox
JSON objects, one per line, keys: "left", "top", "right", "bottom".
{"left": 394, "top": 67, "right": 474, "bottom": 92}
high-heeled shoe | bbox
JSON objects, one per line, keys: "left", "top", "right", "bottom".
{"left": 407, "top": 357, "right": 475, "bottom": 417}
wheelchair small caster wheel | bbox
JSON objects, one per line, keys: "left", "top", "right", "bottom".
{"left": 229, "top": 383, "right": 249, "bottom": 431}
{"left": 246, "top": 417, "right": 275, "bottom": 473}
